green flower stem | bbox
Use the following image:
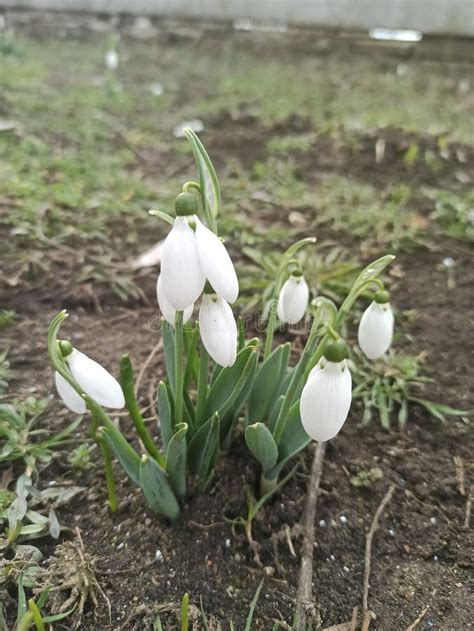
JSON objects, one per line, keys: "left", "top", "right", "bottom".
{"left": 263, "top": 297, "right": 279, "bottom": 360}
{"left": 120, "top": 355, "right": 165, "bottom": 467}
{"left": 195, "top": 344, "right": 209, "bottom": 427}
{"left": 272, "top": 317, "right": 322, "bottom": 446}
{"left": 174, "top": 310, "right": 184, "bottom": 428}
{"left": 97, "top": 433, "right": 118, "bottom": 513}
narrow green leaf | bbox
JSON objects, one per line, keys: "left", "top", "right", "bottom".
{"left": 139, "top": 456, "right": 180, "bottom": 520}
{"left": 205, "top": 346, "right": 258, "bottom": 421}
{"left": 244, "top": 581, "right": 264, "bottom": 631}
{"left": 165, "top": 423, "right": 188, "bottom": 499}
{"left": 267, "top": 401, "right": 310, "bottom": 480}
{"left": 247, "top": 343, "right": 290, "bottom": 424}
{"left": 198, "top": 415, "right": 220, "bottom": 491}
{"left": 157, "top": 382, "right": 173, "bottom": 452}
{"left": 91, "top": 401, "right": 141, "bottom": 487}
{"left": 245, "top": 423, "right": 278, "bottom": 474}
{"left": 28, "top": 598, "right": 44, "bottom": 631}
{"left": 17, "top": 574, "right": 27, "bottom": 625}
{"left": 181, "top": 593, "right": 189, "bottom": 631}
{"left": 185, "top": 128, "right": 221, "bottom": 224}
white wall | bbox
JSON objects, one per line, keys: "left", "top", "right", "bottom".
{"left": 1, "top": 0, "right": 473, "bottom": 37}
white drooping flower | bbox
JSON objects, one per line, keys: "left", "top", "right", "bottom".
{"left": 277, "top": 273, "right": 309, "bottom": 324}
{"left": 54, "top": 372, "right": 86, "bottom": 414}
{"left": 160, "top": 215, "right": 206, "bottom": 311}
{"left": 55, "top": 349, "right": 125, "bottom": 410}
{"left": 300, "top": 339, "right": 352, "bottom": 442}
{"left": 160, "top": 192, "right": 239, "bottom": 312}
{"left": 195, "top": 218, "right": 239, "bottom": 303}
{"left": 199, "top": 294, "right": 237, "bottom": 367}
{"left": 358, "top": 296, "right": 394, "bottom": 360}
{"left": 156, "top": 274, "right": 193, "bottom": 327}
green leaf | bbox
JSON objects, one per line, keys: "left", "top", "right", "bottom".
{"left": 92, "top": 402, "right": 141, "bottom": 487}
{"left": 197, "top": 414, "right": 220, "bottom": 491}
{"left": 17, "top": 574, "right": 27, "bottom": 625}
{"left": 245, "top": 423, "right": 278, "bottom": 474}
{"left": 247, "top": 343, "right": 290, "bottom": 425}
{"left": 187, "top": 414, "right": 219, "bottom": 482}
{"left": 337, "top": 254, "right": 395, "bottom": 322}
{"left": 19, "top": 523, "right": 45, "bottom": 536}
{"left": 244, "top": 581, "right": 264, "bottom": 631}
{"left": 267, "top": 401, "right": 310, "bottom": 480}
{"left": 161, "top": 320, "right": 176, "bottom": 394}
{"left": 157, "top": 382, "right": 173, "bottom": 452}
{"left": 219, "top": 357, "right": 258, "bottom": 444}
{"left": 205, "top": 345, "right": 258, "bottom": 421}
{"left": 185, "top": 128, "right": 221, "bottom": 226}
{"left": 139, "top": 456, "right": 180, "bottom": 520}
{"left": 165, "top": 423, "right": 188, "bottom": 499}
{"left": 409, "top": 397, "right": 469, "bottom": 422}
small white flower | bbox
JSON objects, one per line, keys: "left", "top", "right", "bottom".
{"left": 358, "top": 301, "right": 394, "bottom": 360}
{"left": 199, "top": 294, "right": 237, "bottom": 367}
{"left": 54, "top": 372, "right": 86, "bottom": 414}
{"left": 195, "top": 218, "right": 239, "bottom": 303}
{"left": 161, "top": 216, "right": 206, "bottom": 311}
{"left": 300, "top": 360, "right": 352, "bottom": 442}
{"left": 66, "top": 349, "right": 125, "bottom": 409}
{"left": 105, "top": 50, "right": 119, "bottom": 71}
{"left": 277, "top": 274, "right": 309, "bottom": 324}
{"left": 156, "top": 274, "right": 193, "bottom": 327}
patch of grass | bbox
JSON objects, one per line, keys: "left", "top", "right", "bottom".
{"left": 351, "top": 349, "right": 469, "bottom": 429}
{"left": 427, "top": 189, "right": 474, "bottom": 240}
{"left": 0, "top": 310, "right": 16, "bottom": 329}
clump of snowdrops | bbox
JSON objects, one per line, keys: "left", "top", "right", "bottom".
{"left": 48, "top": 130, "right": 396, "bottom": 518}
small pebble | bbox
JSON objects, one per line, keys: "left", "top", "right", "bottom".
{"left": 433, "top": 555, "right": 439, "bottom": 562}
{"left": 145, "top": 518, "right": 152, "bottom": 527}
{"left": 430, "top": 517, "right": 437, "bottom": 525}
{"left": 319, "top": 519, "right": 327, "bottom": 528}
{"left": 225, "top": 538, "right": 231, "bottom": 549}
{"left": 155, "top": 549, "right": 163, "bottom": 562}
{"left": 442, "top": 257, "right": 455, "bottom": 269}
{"left": 343, "top": 565, "right": 350, "bottom": 573}
{"left": 330, "top": 554, "right": 336, "bottom": 562}
{"left": 389, "top": 529, "right": 396, "bottom": 537}
{"left": 117, "top": 542, "right": 125, "bottom": 550}
{"left": 339, "top": 515, "right": 348, "bottom": 524}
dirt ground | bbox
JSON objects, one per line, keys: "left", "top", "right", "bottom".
{"left": 1, "top": 11, "right": 473, "bottom": 630}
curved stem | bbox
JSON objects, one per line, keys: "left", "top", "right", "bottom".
{"left": 97, "top": 435, "right": 118, "bottom": 513}
{"left": 174, "top": 311, "right": 184, "bottom": 428}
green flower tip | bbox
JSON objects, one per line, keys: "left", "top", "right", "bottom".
{"left": 58, "top": 340, "right": 73, "bottom": 358}
{"left": 323, "top": 338, "right": 349, "bottom": 363}
{"left": 374, "top": 289, "right": 390, "bottom": 304}
{"left": 175, "top": 191, "right": 197, "bottom": 216}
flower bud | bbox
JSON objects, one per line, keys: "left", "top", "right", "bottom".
{"left": 300, "top": 359, "right": 352, "bottom": 442}
{"left": 277, "top": 273, "right": 309, "bottom": 325}
{"left": 358, "top": 298, "right": 394, "bottom": 360}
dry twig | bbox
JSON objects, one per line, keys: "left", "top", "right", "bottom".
{"left": 362, "top": 484, "right": 396, "bottom": 619}
{"left": 465, "top": 484, "right": 473, "bottom": 529}
{"left": 294, "top": 441, "right": 326, "bottom": 630}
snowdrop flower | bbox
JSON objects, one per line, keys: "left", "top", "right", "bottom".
{"left": 358, "top": 290, "right": 394, "bottom": 360}
{"left": 160, "top": 192, "right": 239, "bottom": 310}
{"left": 54, "top": 342, "right": 125, "bottom": 411}
{"left": 300, "top": 339, "right": 352, "bottom": 442}
{"left": 277, "top": 272, "right": 309, "bottom": 324}
{"left": 199, "top": 293, "right": 237, "bottom": 367}
{"left": 156, "top": 274, "right": 193, "bottom": 327}
{"left": 105, "top": 49, "right": 119, "bottom": 71}
{"left": 160, "top": 193, "right": 206, "bottom": 311}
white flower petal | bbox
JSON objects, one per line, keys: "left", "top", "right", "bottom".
{"left": 300, "top": 360, "right": 352, "bottom": 442}
{"left": 161, "top": 217, "right": 205, "bottom": 310}
{"left": 156, "top": 275, "right": 193, "bottom": 327}
{"left": 277, "top": 275, "right": 309, "bottom": 324}
{"left": 199, "top": 294, "right": 237, "bottom": 367}
{"left": 195, "top": 219, "right": 239, "bottom": 303}
{"left": 67, "top": 350, "right": 125, "bottom": 409}
{"left": 358, "top": 301, "right": 394, "bottom": 360}
{"left": 54, "top": 371, "right": 86, "bottom": 414}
